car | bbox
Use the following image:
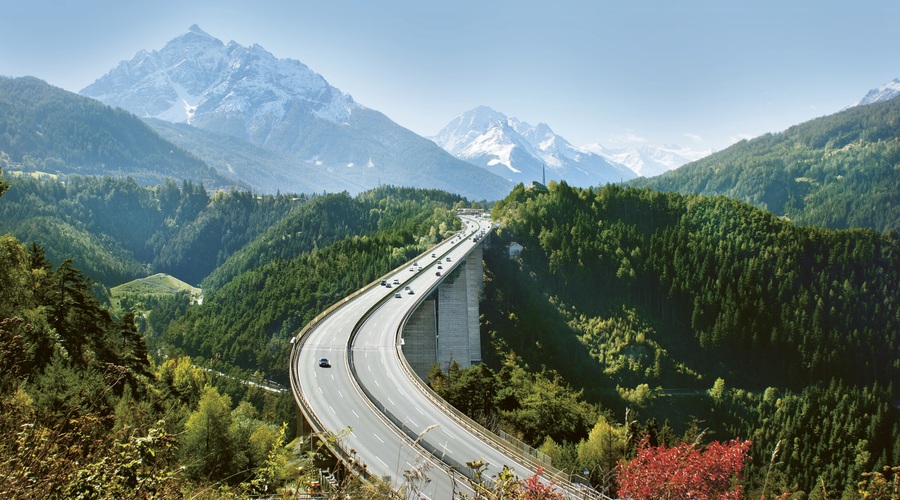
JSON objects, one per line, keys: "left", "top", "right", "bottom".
{"left": 408, "top": 289, "right": 415, "bottom": 295}
{"left": 319, "top": 358, "right": 330, "bottom": 368}
{"left": 431, "top": 253, "right": 436, "bottom": 258}
{"left": 446, "top": 257, "right": 451, "bottom": 262}
{"left": 404, "top": 285, "right": 411, "bottom": 290}
{"left": 393, "top": 279, "right": 400, "bottom": 285}
{"left": 437, "top": 265, "right": 443, "bottom": 270}
{"left": 385, "top": 283, "right": 392, "bottom": 288}
{"left": 394, "top": 292, "right": 402, "bottom": 298}
{"left": 409, "top": 267, "right": 415, "bottom": 271}
{"left": 435, "top": 271, "right": 441, "bottom": 276}
{"left": 380, "top": 280, "right": 387, "bottom": 286}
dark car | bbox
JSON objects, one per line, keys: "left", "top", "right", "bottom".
{"left": 319, "top": 358, "right": 330, "bottom": 368}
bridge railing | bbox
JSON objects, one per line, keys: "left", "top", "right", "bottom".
{"left": 289, "top": 227, "right": 469, "bottom": 485}
{"left": 390, "top": 226, "right": 611, "bottom": 500}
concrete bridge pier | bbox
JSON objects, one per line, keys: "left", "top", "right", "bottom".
{"left": 402, "top": 242, "right": 484, "bottom": 381}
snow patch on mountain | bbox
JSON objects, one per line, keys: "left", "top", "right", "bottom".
{"left": 583, "top": 143, "right": 712, "bottom": 178}
{"left": 854, "top": 78, "right": 900, "bottom": 107}
{"left": 80, "top": 24, "right": 359, "bottom": 137}
{"left": 433, "top": 106, "right": 637, "bottom": 186}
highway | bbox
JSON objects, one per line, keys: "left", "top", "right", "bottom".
{"left": 291, "top": 214, "right": 600, "bottom": 498}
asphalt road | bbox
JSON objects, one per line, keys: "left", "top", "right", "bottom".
{"left": 292, "top": 215, "right": 600, "bottom": 499}
{"left": 294, "top": 216, "right": 491, "bottom": 497}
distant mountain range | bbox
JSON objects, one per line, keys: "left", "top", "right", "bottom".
{"left": 581, "top": 142, "right": 712, "bottom": 178}
{"left": 80, "top": 25, "right": 512, "bottom": 200}
{"left": 431, "top": 106, "right": 635, "bottom": 186}
{"left": 432, "top": 106, "right": 710, "bottom": 183}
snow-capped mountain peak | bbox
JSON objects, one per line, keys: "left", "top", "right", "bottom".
{"left": 583, "top": 143, "right": 712, "bottom": 178}
{"left": 855, "top": 78, "right": 900, "bottom": 106}
{"left": 78, "top": 26, "right": 514, "bottom": 201}
{"left": 432, "top": 105, "right": 510, "bottom": 156}
{"left": 433, "top": 106, "right": 636, "bottom": 185}
{"left": 81, "top": 25, "right": 359, "bottom": 136}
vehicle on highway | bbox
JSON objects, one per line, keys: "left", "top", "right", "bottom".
{"left": 435, "top": 271, "right": 441, "bottom": 276}
{"left": 318, "top": 358, "right": 330, "bottom": 368}
{"left": 380, "top": 280, "right": 386, "bottom": 286}
{"left": 394, "top": 292, "right": 402, "bottom": 298}
{"left": 437, "top": 265, "right": 443, "bottom": 270}
{"left": 385, "top": 283, "right": 392, "bottom": 288}
{"left": 408, "top": 289, "right": 414, "bottom": 295}
{"left": 393, "top": 278, "right": 400, "bottom": 285}
{"left": 446, "top": 257, "right": 451, "bottom": 262}
{"left": 431, "top": 253, "right": 436, "bottom": 258}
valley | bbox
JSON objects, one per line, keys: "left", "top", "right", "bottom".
{"left": 0, "top": 20, "right": 898, "bottom": 500}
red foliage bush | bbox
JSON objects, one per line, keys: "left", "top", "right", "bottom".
{"left": 616, "top": 438, "right": 752, "bottom": 499}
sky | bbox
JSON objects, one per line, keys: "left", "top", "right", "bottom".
{"left": 3, "top": 0, "right": 899, "bottom": 152}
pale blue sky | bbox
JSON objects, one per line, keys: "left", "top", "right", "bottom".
{"left": 3, "top": 0, "right": 899, "bottom": 151}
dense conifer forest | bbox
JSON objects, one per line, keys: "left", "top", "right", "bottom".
{"left": 633, "top": 96, "right": 900, "bottom": 232}
{"left": 0, "top": 168, "right": 472, "bottom": 496}
{"left": 2, "top": 128, "right": 898, "bottom": 496}
{"left": 432, "top": 181, "right": 898, "bottom": 497}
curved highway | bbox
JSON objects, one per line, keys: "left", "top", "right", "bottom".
{"left": 290, "top": 215, "right": 599, "bottom": 498}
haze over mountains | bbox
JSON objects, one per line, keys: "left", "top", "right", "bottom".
{"left": 4, "top": 23, "right": 898, "bottom": 201}
{"left": 432, "top": 106, "right": 636, "bottom": 186}
{"left": 433, "top": 106, "right": 711, "bottom": 180}
{"left": 854, "top": 78, "right": 900, "bottom": 107}
{"left": 79, "top": 25, "right": 512, "bottom": 200}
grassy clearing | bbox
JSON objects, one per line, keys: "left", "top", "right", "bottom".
{"left": 110, "top": 273, "right": 202, "bottom": 302}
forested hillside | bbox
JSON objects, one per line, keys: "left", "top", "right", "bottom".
{"left": 165, "top": 187, "right": 465, "bottom": 381}
{"left": 633, "top": 96, "right": 900, "bottom": 232}
{"left": 0, "top": 165, "right": 313, "bottom": 496}
{"left": 0, "top": 76, "right": 240, "bottom": 190}
{"left": 473, "top": 181, "right": 898, "bottom": 496}
{"left": 0, "top": 174, "right": 296, "bottom": 286}
{"left": 0, "top": 165, "right": 466, "bottom": 497}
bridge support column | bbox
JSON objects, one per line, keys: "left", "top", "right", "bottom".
{"left": 401, "top": 241, "right": 485, "bottom": 381}
{"left": 296, "top": 405, "right": 313, "bottom": 439}
{"left": 401, "top": 298, "right": 437, "bottom": 381}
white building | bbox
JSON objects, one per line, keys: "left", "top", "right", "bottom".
{"left": 508, "top": 242, "right": 523, "bottom": 259}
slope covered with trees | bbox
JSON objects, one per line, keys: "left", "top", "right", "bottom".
{"left": 0, "top": 166, "right": 312, "bottom": 496}
{"left": 0, "top": 76, "right": 240, "bottom": 191}
{"left": 633, "top": 97, "right": 900, "bottom": 232}
{"left": 165, "top": 186, "right": 465, "bottom": 382}
{"left": 0, "top": 174, "right": 295, "bottom": 286}
{"left": 0, "top": 165, "right": 475, "bottom": 497}
{"left": 472, "top": 181, "right": 898, "bottom": 496}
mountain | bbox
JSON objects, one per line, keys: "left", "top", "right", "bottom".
{"left": 0, "top": 76, "right": 240, "bottom": 190}
{"left": 854, "top": 78, "right": 900, "bottom": 106}
{"left": 81, "top": 25, "right": 512, "bottom": 200}
{"left": 632, "top": 96, "right": 900, "bottom": 232}
{"left": 432, "top": 106, "right": 636, "bottom": 186}
{"left": 582, "top": 143, "right": 712, "bottom": 178}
